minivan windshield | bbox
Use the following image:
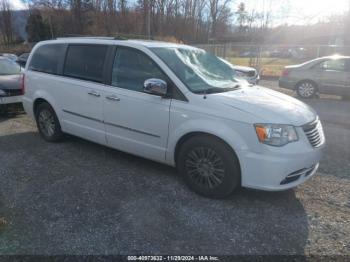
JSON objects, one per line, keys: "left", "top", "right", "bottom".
{"left": 151, "top": 47, "right": 239, "bottom": 94}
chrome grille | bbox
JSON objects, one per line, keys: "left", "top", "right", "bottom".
{"left": 303, "top": 119, "right": 325, "bottom": 148}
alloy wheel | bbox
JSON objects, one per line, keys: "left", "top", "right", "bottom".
{"left": 185, "top": 147, "right": 225, "bottom": 189}
{"left": 298, "top": 82, "right": 315, "bottom": 98}
{"left": 38, "top": 109, "right": 56, "bottom": 137}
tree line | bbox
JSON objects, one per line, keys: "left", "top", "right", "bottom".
{"left": 1, "top": 0, "right": 349, "bottom": 46}
{"left": 23, "top": 0, "right": 234, "bottom": 44}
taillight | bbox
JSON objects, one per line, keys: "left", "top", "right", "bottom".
{"left": 281, "top": 69, "right": 290, "bottom": 77}
{"left": 20, "top": 74, "right": 25, "bottom": 95}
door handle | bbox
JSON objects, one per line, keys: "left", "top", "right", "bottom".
{"left": 106, "top": 95, "right": 121, "bottom": 101}
{"left": 88, "top": 91, "right": 100, "bottom": 97}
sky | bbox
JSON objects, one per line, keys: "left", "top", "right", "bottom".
{"left": 11, "top": 0, "right": 27, "bottom": 10}
{"left": 236, "top": 0, "right": 350, "bottom": 25}
{"left": 10, "top": 0, "right": 350, "bottom": 25}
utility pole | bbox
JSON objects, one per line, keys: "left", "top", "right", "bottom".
{"left": 145, "top": 0, "right": 151, "bottom": 39}
{"left": 345, "top": 0, "right": 350, "bottom": 46}
{"left": 49, "top": 15, "right": 54, "bottom": 39}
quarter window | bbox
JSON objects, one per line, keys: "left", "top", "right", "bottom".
{"left": 64, "top": 45, "right": 108, "bottom": 83}
{"left": 319, "top": 59, "right": 347, "bottom": 71}
{"left": 28, "top": 44, "right": 65, "bottom": 74}
{"left": 346, "top": 59, "right": 350, "bottom": 71}
{"left": 111, "top": 47, "right": 168, "bottom": 92}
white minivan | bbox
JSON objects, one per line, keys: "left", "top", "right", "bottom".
{"left": 22, "top": 38, "right": 325, "bottom": 198}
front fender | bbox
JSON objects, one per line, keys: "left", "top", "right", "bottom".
{"left": 166, "top": 118, "right": 250, "bottom": 166}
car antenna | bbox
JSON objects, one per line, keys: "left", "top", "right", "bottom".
{"left": 203, "top": 89, "right": 207, "bottom": 99}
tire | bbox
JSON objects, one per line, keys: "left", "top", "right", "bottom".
{"left": 35, "top": 102, "right": 63, "bottom": 142}
{"left": 0, "top": 105, "right": 7, "bottom": 115}
{"left": 296, "top": 81, "right": 317, "bottom": 98}
{"left": 177, "top": 135, "right": 241, "bottom": 198}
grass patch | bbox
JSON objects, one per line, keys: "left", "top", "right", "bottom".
{"left": 0, "top": 217, "right": 8, "bottom": 229}
{"left": 227, "top": 57, "right": 298, "bottom": 77}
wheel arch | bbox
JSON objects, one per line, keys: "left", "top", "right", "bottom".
{"left": 174, "top": 131, "right": 235, "bottom": 159}
{"left": 172, "top": 131, "right": 243, "bottom": 171}
{"left": 173, "top": 131, "right": 242, "bottom": 186}
{"left": 33, "top": 98, "right": 50, "bottom": 115}
{"left": 32, "top": 90, "right": 59, "bottom": 117}
{"left": 167, "top": 119, "right": 250, "bottom": 167}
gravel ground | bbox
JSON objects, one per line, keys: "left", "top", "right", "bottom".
{"left": 0, "top": 84, "right": 349, "bottom": 255}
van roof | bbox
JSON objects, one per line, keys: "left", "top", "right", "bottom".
{"left": 42, "top": 37, "right": 196, "bottom": 50}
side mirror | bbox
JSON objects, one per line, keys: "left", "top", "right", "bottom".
{"left": 143, "top": 78, "right": 168, "bottom": 96}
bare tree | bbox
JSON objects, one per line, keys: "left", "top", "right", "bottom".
{"left": 236, "top": 2, "right": 247, "bottom": 32}
{"left": 0, "top": 0, "right": 14, "bottom": 45}
{"left": 208, "top": 0, "right": 232, "bottom": 39}
{"left": 28, "top": 0, "right": 234, "bottom": 43}
{"left": 119, "top": 0, "right": 128, "bottom": 33}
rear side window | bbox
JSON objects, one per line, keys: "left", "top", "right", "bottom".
{"left": 319, "top": 59, "right": 347, "bottom": 71}
{"left": 29, "top": 44, "right": 65, "bottom": 74}
{"left": 111, "top": 47, "right": 168, "bottom": 92}
{"left": 63, "top": 45, "right": 108, "bottom": 83}
{"left": 346, "top": 59, "right": 350, "bottom": 72}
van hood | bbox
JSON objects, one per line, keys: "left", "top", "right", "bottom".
{"left": 211, "top": 85, "right": 317, "bottom": 126}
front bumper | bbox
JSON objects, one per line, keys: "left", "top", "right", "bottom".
{"left": 239, "top": 134, "right": 324, "bottom": 191}
{"left": 0, "top": 95, "right": 23, "bottom": 105}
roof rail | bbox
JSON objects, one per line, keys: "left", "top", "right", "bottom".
{"left": 56, "top": 36, "right": 117, "bottom": 40}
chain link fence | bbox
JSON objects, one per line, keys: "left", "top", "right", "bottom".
{"left": 1, "top": 42, "right": 350, "bottom": 78}
{"left": 196, "top": 43, "right": 350, "bottom": 78}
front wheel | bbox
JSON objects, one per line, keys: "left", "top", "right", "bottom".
{"left": 177, "top": 135, "right": 241, "bottom": 198}
{"left": 35, "top": 102, "right": 63, "bottom": 142}
{"left": 296, "top": 81, "right": 317, "bottom": 98}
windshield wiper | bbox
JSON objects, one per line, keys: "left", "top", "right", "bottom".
{"left": 194, "top": 84, "right": 241, "bottom": 94}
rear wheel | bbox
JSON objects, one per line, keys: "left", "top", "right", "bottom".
{"left": 296, "top": 81, "right": 317, "bottom": 98}
{"left": 0, "top": 105, "right": 7, "bottom": 115}
{"left": 177, "top": 135, "right": 240, "bottom": 198}
{"left": 35, "top": 102, "right": 63, "bottom": 142}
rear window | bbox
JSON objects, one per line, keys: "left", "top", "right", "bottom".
{"left": 28, "top": 44, "right": 65, "bottom": 74}
{"left": 63, "top": 45, "right": 108, "bottom": 83}
{"left": 0, "top": 59, "right": 21, "bottom": 75}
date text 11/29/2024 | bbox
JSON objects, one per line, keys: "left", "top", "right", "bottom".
{"left": 127, "top": 256, "right": 219, "bottom": 261}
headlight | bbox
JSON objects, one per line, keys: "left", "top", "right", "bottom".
{"left": 254, "top": 124, "right": 298, "bottom": 146}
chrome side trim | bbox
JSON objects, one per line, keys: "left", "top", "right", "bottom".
{"left": 62, "top": 109, "right": 160, "bottom": 138}
{"left": 104, "top": 121, "right": 160, "bottom": 138}
{"left": 63, "top": 109, "right": 103, "bottom": 123}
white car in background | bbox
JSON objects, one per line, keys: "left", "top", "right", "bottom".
{"left": 0, "top": 57, "right": 23, "bottom": 114}
{"left": 22, "top": 38, "right": 324, "bottom": 198}
{"left": 231, "top": 65, "right": 260, "bottom": 85}
{"left": 219, "top": 58, "right": 260, "bottom": 85}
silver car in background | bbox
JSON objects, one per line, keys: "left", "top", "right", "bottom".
{"left": 0, "top": 57, "right": 23, "bottom": 114}
{"left": 279, "top": 56, "right": 350, "bottom": 98}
